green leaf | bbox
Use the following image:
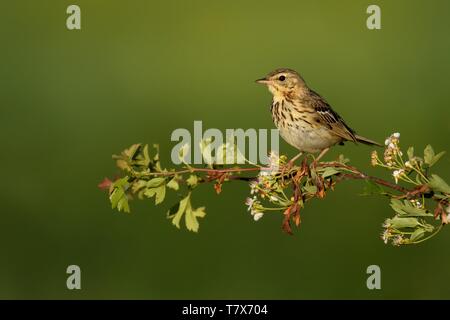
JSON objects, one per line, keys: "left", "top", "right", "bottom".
{"left": 154, "top": 185, "right": 166, "bottom": 205}
{"left": 131, "top": 179, "right": 147, "bottom": 193}
{"left": 166, "top": 177, "right": 179, "bottom": 191}
{"left": 146, "top": 177, "right": 166, "bottom": 188}
{"left": 424, "top": 145, "right": 435, "bottom": 165}
{"left": 143, "top": 185, "right": 166, "bottom": 205}
{"left": 178, "top": 143, "right": 190, "bottom": 164}
{"left": 166, "top": 193, "right": 206, "bottom": 232}
{"left": 152, "top": 144, "right": 160, "bottom": 163}
{"left": 390, "top": 199, "right": 432, "bottom": 217}
{"left": 390, "top": 199, "right": 406, "bottom": 215}
{"left": 388, "top": 216, "right": 420, "bottom": 229}
{"left": 199, "top": 138, "right": 214, "bottom": 165}
{"left": 116, "top": 196, "right": 130, "bottom": 213}
{"left": 415, "top": 173, "right": 423, "bottom": 185}
{"left": 110, "top": 187, "right": 124, "bottom": 209}
{"left": 428, "top": 174, "right": 450, "bottom": 194}
{"left": 109, "top": 177, "right": 130, "bottom": 213}
{"left": 185, "top": 202, "right": 206, "bottom": 233}
{"left": 144, "top": 188, "right": 157, "bottom": 198}
{"left": 134, "top": 144, "right": 150, "bottom": 167}
{"left": 167, "top": 193, "right": 191, "bottom": 229}
{"left": 410, "top": 228, "right": 426, "bottom": 242}
{"left": 123, "top": 144, "right": 141, "bottom": 159}
{"left": 150, "top": 144, "right": 162, "bottom": 172}
{"left": 321, "top": 167, "right": 341, "bottom": 178}
{"left": 407, "top": 147, "right": 414, "bottom": 160}
{"left": 337, "top": 154, "right": 350, "bottom": 164}
{"left": 186, "top": 175, "right": 199, "bottom": 188}
{"left": 303, "top": 185, "right": 317, "bottom": 194}
{"left": 192, "top": 206, "right": 206, "bottom": 218}
{"left": 401, "top": 202, "right": 432, "bottom": 217}
{"left": 362, "top": 180, "right": 385, "bottom": 196}
{"left": 429, "top": 151, "right": 446, "bottom": 167}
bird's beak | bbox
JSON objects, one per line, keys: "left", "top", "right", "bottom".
{"left": 255, "top": 78, "right": 270, "bottom": 85}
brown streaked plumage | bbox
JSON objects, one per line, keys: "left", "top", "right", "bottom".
{"left": 256, "top": 68, "right": 381, "bottom": 155}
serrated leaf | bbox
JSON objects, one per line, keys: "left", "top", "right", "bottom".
{"left": 199, "top": 138, "right": 214, "bottom": 165}
{"left": 415, "top": 173, "right": 423, "bottom": 185}
{"left": 149, "top": 144, "right": 162, "bottom": 172}
{"left": 116, "top": 196, "right": 130, "bottom": 213}
{"left": 116, "top": 159, "right": 130, "bottom": 171}
{"left": 146, "top": 177, "right": 166, "bottom": 188}
{"left": 166, "top": 177, "right": 179, "bottom": 190}
{"left": 167, "top": 193, "right": 190, "bottom": 229}
{"left": 321, "top": 167, "right": 341, "bottom": 178}
{"left": 407, "top": 147, "right": 414, "bottom": 160}
{"left": 110, "top": 187, "right": 125, "bottom": 209}
{"left": 303, "top": 185, "right": 317, "bottom": 194}
{"left": 362, "top": 179, "right": 385, "bottom": 196}
{"left": 192, "top": 206, "right": 206, "bottom": 218}
{"left": 428, "top": 174, "right": 450, "bottom": 194}
{"left": 178, "top": 143, "right": 190, "bottom": 164}
{"left": 110, "top": 177, "right": 130, "bottom": 213}
{"left": 143, "top": 185, "right": 166, "bottom": 205}
{"left": 389, "top": 199, "right": 432, "bottom": 217}
{"left": 402, "top": 201, "right": 432, "bottom": 217}
{"left": 152, "top": 144, "right": 160, "bottom": 162}
{"left": 424, "top": 145, "right": 435, "bottom": 165}
{"left": 429, "top": 151, "right": 446, "bottom": 167}
{"left": 184, "top": 203, "right": 206, "bottom": 233}
{"left": 388, "top": 216, "right": 420, "bottom": 229}
{"left": 186, "top": 174, "right": 199, "bottom": 187}
{"left": 131, "top": 179, "right": 147, "bottom": 193}
{"left": 410, "top": 228, "right": 426, "bottom": 242}
{"left": 144, "top": 188, "right": 157, "bottom": 198}
{"left": 337, "top": 154, "right": 350, "bottom": 164}
{"left": 154, "top": 185, "right": 166, "bottom": 205}
{"left": 123, "top": 144, "right": 141, "bottom": 159}
{"left": 390, "top": 199, "right": 405, "bottom": 215}
{"left": 184, "top": 202, "right": 197, "bottom": 232}
{"left": 134, "top": 144, "right": 150, "bottom": 167}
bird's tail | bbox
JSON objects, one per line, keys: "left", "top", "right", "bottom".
{"left": 355, "top": 135, "right": 383, "bottom": 147}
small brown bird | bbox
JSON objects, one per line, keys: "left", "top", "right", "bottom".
{"left": 256, "top": 68, "right": 381, "bottom": 162}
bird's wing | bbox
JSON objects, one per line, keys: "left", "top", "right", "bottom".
{"left": 309, "top": 90, "right": 357, "bottom": 142}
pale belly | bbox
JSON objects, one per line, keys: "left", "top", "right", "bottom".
{"left": 278, "top": 124, "right": 342, "bottom": 153}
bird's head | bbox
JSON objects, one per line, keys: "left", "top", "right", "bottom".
{"left": 256, "top": 68, "right": 307, "bottom": 98}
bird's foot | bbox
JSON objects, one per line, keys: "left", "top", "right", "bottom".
{"left": 279, "top": 152, "right": 303, "bottom": 184}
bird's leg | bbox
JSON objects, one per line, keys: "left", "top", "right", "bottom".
{"left": 289, "top": 152, "right": 304, "bottom": 166}
{"left": 280, "top": 152, "right": 303, "bottom": 184}
{"left": 311, "top": 148, "right": 330, "bottom": 168}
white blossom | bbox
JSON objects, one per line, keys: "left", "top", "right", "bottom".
{"left": 393, "top": 235, "right": 404, "bottom": 246}
{"left": 381, "top": 229, "right": 390, "bottom": 244}
{"left": 249, "top": 181, "right": 258, "bottom": 194}
{"left": 253, "top": 212, "right": 264, "bottom": 221}
{"left": 392, "top": 169, "right": 404, "bottom": 184}
{"left": 245, "top": 197, "right": 256, "bottom": 211}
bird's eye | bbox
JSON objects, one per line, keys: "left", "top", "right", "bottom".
{"left": 278, "top": 75, "right": 286, "bottom": 81}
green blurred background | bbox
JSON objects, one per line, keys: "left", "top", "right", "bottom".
{"left": 1, "top": 0, "right": 449, "bottom": 299}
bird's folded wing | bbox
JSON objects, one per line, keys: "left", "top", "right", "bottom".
{"left": 309, "top": 90, "right": 357, "bottom": 142}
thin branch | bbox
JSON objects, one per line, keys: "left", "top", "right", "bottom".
{"left": 316, "top": 161, "right": 410, "bottom": 193}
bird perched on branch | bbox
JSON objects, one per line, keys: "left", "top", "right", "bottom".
{"left": 256, "top": 68, "right": 381, "bottom": 163}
